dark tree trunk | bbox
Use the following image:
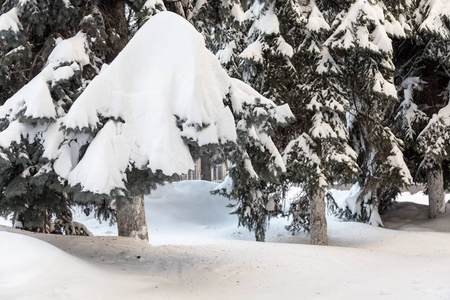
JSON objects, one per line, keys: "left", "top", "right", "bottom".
{"left": 428, "top": 165, "right": 446, "bottom": 219}
{"left": 116, "top": 195, "right": 149, "bottom": 240}
{"left": 163, "top": 0, "right": 192, "bottom": 19}
{"left": 255, "top": 219, "right": 265, "bottom": 242}
{"left": 99, "top": 0, "right": 129, "bottom": 63}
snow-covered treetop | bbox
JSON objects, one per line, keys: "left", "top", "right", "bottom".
{"left": 306, "top": 1, "right": 330, "bottom": 32}
{"left": 63, "top": 12, "right": 231, "bottom": 132}
{"left": 416, "top": 0, "right": 450, "bottom": 38}
{"left": 325, "top": 0, "right": 393, "bottom": 53}
{"left": 58, "top": 12, "right": 293, "bottom": 195}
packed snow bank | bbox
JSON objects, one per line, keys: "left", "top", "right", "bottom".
{"left": 2, "top": 220, "right": 450, "bottom": 299}
{"left": 72, "top": 180, "right": 293, "bottom": 245}
{"left": 0, "top": 231, "right": 158, "bottom": 300}
{"left": 2, "top": 181, "right": 450, "bottom": 299}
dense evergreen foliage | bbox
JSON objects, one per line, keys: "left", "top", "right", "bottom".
{"left": 0, "top": 0, "right": 106, "bottom": 232}
{"left": 0, "top": 0, "right": 173, "bottom": 233}
{"left": 192, "top": 0, "right": 449, "bottom": 243}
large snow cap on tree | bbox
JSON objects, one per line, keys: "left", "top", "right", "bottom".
{"left": 61, "top": 12, "right": 238, "bottom": 193}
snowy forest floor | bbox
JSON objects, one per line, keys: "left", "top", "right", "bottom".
{"left": 1, "top": 181, "right": 450, "bottom": 300}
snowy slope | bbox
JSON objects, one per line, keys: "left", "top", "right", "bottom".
{"left": 1, "top": 181, "right": 450, "bottom": 300}
{"left": 0, "top": 231, "right": 159, "bottom": 300}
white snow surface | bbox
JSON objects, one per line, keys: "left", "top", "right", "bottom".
{"left": 252, "top": 3, "right": 279, "bottom": 35}
{"left": 1, "top": 180, "right": 450, "bottom": 299}
{"left": 0, "top": 7, "right": 21, "bottom": 33}
{"left": 306, "top": 3, "right": 330, "bottom": 32}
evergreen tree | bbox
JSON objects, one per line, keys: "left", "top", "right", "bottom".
{"left": 283, "top": 0, "right": 359, "bottom": 245}
{"left": 0, "top": 0, "right": 145, "bottom": 233}
{"left": 215, "top": 79, "right": 293, "bottom": 242}
{"left": 192, "top": 0, "right": 356, "bottom": 244}
{"left": 324, "top": 0, "right": 412, "bottom": 225}
{"left": 190, "top": 0, "right": 246, "bottom": 78}
{"left": 405, "top": 0, "right": 450, "bottom": 218}
{"left": 0, "top": 29, "right": 101, "bottom": 233}
{"left": 190, "top": 0, "right": 296, "bottom": 241}
{"left": 51, "top": 12, "right": 292, "bottom": 241}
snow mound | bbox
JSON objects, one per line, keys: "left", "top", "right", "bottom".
{"left": 148, "top": 181, "right": 233, "bottom": 226}
{"left": 145, "top": 181, "right": 240, "bottom": 245}
{"left": 2, "top": 183, "right": 450, "bottom": 299}
{"left": 0, "top": 231, "right": 158, "bottom": 300}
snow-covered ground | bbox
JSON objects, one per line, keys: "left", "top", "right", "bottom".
{"left": 1, "top": 181, "right": 450, "bottom": 299}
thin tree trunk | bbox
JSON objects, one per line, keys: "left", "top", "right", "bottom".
{"left": 310, "top": 188, "right": 328, "bottom": 245}
{"left": 255, "top": 218, "right": 265, "bottom": 242}
{"left": 116, "top": 195, "right": 149, "bottom": 240}
{"left": 428, "top": 165, "right": 446, "bottom": 219}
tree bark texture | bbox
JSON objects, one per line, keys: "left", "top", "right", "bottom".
{"left": 310, "top": 189, "right": 328, "bottom": 245}
{"left": 427, "top": 166, "right": 446, "bottom": 219}
{"left": 116, "top": 194, "right": 149, "bottom": 240}
{"left": 163, "top": 0, "right": 192, "bottom": 19}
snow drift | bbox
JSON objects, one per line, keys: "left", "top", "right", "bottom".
{"left": 0, "top": 231, "right": 158, "bottom": 300}
{"left": 2, "top": 182, "right": 450, "bottom": 300}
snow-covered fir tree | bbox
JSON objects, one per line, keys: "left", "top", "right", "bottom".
{"left": 51, "top": 12, "right": 292, "bottom": 241}
{"left": 0, "top": 26, "right": 101, "bottom": 233}
{"left": 192, "top": 0, "right": 356, "bottom": 244}
{"left": 190, "top": 0, "right": 246, "bottom": 78}
{"left": 408, "top": 0, "right": 450, "bottom": 218}
{"left": 0, "top": 0, "right": 159, "bottom": 233}
{"left": 324, "top": 0, "right": 412, "bottom": 225}
{"left": 190, "top": 0, "right": 297, "bottom": 242}
{"left": 283, "top": 0, "right": 359, "bottom": 245}
{"left": 215, "top": 79, "right": 293, "bottom": 242}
